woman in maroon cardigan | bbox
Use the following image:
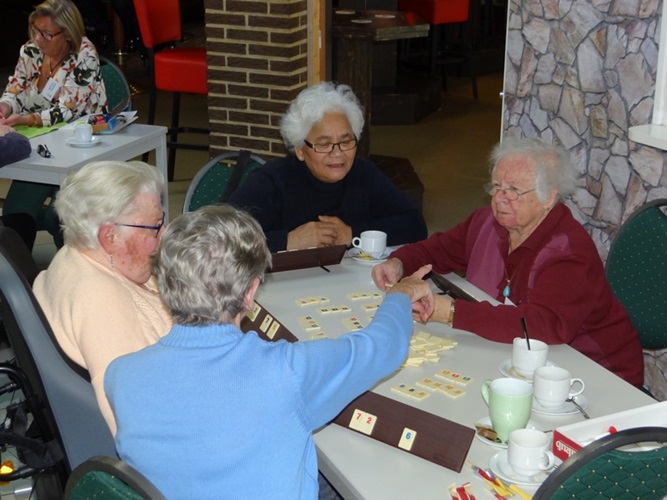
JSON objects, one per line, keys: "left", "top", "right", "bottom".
{"left": 372, "top": 136, "right": 643, "bottom": 387}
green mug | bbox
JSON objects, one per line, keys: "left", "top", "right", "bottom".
{"left": 481, "top": 377, "right": 533, "bottom": 443}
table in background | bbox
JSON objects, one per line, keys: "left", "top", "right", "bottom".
{"left": 2, "top": 124, "right": 170, "bottom": 220}
{"left": 255, "top": 256, "right": 656, "bottom": 499}
{"left": 333, "top": 9, "right": 429, "bottom": 157}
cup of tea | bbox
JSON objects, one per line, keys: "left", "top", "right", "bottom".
{"left": 481, "top": 377, "right": 533, "bottom": 443}
{"left": 512, "top": 337, "right": 548, "bottom": 378}
{"left": 507, "top": 428, "right": 556, "bottom": 476}
{"left": 533, "top": 366, "right": 585, "bottom": 409}
{"left": 352, "top": 230, "right": 387, "bottom": 259}
{"left": 74, "top": 123, "right": 93, "bottom": 143}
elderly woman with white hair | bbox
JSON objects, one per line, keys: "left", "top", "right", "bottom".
{"left": 228, "top": 81, "right": 427, "bottom": 252}
{"left": 104, "top": 204, "right": 434, "bottom": 498}
{"left": 372, "top": 136, "right": 643, "bottom": 387}
{"left": 33, "top": 160, "right": 172, "bottom": 434}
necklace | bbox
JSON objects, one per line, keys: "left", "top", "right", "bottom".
{"left": 502, "top": 277, "right": 511, "bottom": 298}
{"left": 48, "top": 53, "right": 68, "bottom": 77}
{"left": 502, "top": 264, "right": 518, "bottom": 299}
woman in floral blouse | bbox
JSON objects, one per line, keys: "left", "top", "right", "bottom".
{"left": 0, "top": 0, "right": 107, "bottom": 247}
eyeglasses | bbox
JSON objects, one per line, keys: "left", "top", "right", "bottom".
{"left": 31, "top": 26, "right": 64, "bottom": 41}
{"left": 37, "top": 144, "right": 51, "bottom": 158}
{"left": 485, "top": 183, "right": 536, "bottom": 201}
{"left": 113, "top": 211, "right": 165, "bottom": 237}
{"left": 303, "top": 137, "right": 358, "bottom": 154}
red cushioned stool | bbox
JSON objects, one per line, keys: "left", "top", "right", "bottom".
{"left": 398, "top": 0, "right": 478, "bottom": 100}
{"left": 133, "top": 0, "right": 209, "bottom": 181}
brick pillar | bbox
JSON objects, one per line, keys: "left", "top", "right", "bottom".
{"left": 204, "top": 0, "right": 309, "bottom": 159}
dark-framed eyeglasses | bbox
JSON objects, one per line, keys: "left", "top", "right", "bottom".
{"left": 484, "top": 183, "right": 536, "bottom": 201}
{"left": 37, "top": 144, "right": 51, "bottom": 158}
{"left": 30, "top": 26, "right": 64, "bottom": 41}
{"left": 113, "top": 211, "right": 165, "bottom": 237}
{"left": 303, "top": 137, "right": 358, "bottom": 154}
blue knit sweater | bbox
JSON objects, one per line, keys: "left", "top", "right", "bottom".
{"left": 105, "top": 293, "right": 413, "bottom": 499}
{"left": 228, "top": 155, "right": 427, "bottom": 252}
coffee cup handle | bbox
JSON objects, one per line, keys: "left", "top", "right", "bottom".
{"left": 541, "top": 451, "right": 556, "bottom": 470}
{"left": 481, "top": 379, "right": 491, "bottom": 406}
{"left": 352, "top": 237, "right": 362, "bottom": 249}
{"left": 569, "top": 378, "right": 585, "bottom": 397}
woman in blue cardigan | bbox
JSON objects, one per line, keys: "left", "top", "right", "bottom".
{"left": 229, "top": 82, "right": 428, "bottom": 252}
{"left": 105, "top": 204, "right": 434, "bottom": 499}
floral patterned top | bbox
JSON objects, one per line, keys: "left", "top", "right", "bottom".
{"left": 0, "top": 36, "right": 107, "bottom": 127}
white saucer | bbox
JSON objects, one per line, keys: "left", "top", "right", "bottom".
{"left": 532, "top": 394, "right": 588, "bottom": 416}
{"left": 67, "top": 136, "right": 100, "bottom": 148}
{"left": 489, "top": 450, "right": 555, "bottom": 486}
{"left": 498, "top": 358, "right": 559, "bottom": 382}
{"left": 474, "top": 416, "right": 545, "bottom": 449}
{"left": 348, "top": 248, "right": 390, "bottom": 264}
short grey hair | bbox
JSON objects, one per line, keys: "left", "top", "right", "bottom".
{"left": 153, "top": 205, "right": 272, "bottom": 326}
{"left": 489, "top": 136, "right": 578, "bottom": 203}
{"left": 280, "top": 82, "right": 365, "bottom": 152}
{"left": 56, "top": 161, "right": 163, "bottom": 248}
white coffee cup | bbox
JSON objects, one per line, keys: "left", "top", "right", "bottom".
{"left": 507, "top": 428, "right": 556, "bottom": 477}
{"left": 511, "top": 337, "right": 548, "bottom": 378}
{"left": 74, "top": 123, "right": 93, "bottom": 143}
{"left": 352, "top": 230, "right": 387, "bottom": 259}
{"left": 533, "top": 366, "right": 585, "bottom": 409}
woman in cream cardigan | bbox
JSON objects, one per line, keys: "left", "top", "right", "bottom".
{"left": 33, "top": 160, "right": 172, "bottom": 434}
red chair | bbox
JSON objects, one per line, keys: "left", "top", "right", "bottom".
{"left": 133, "top": 0, "right": 209, "bottom": 181}
{"left": 398, "top": 0, "right": 478, "bottom": 99}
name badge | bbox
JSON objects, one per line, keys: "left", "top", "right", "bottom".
{"left": 41, "top": 77, "right": 61, "bottom": 101}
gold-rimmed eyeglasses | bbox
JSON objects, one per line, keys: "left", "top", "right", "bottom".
{"left": 485, "top": 183, "right": 536, "bottom": 201}
{"left": 113, "top": 211, "right": 165, "bottom": 237}
{"left": 303, "top": 137, "right": 358, "bottom": 154}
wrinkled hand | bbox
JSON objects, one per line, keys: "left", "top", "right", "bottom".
{"left": 286, "top": 220, "right": 339, "bottom": 250}
{"left": 318, "top": 215, "right": 352, "bottom": 246}
{"left": 0, "top": 114, "right": 22, "bottom": 127}
{"left": 372, "top": 257, "right": 404, "bottom": 291}
{"left": 387, "top": 264, "right": 434, "bottom": 322}
{"left": 416, "top": 294, "right": 452, "bottom": 324}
